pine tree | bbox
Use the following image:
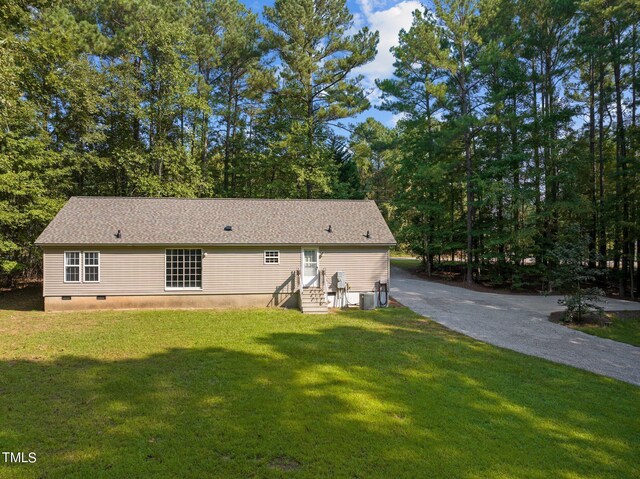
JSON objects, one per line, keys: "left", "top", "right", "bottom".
{"left": 264, "top": 0, "right": 378, "bottom": 198}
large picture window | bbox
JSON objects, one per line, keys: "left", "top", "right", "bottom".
{"left": 84, "top": 252, "right": 100, "bottom": 282}
{"left": 166, "top": 249, "right": 202, "bottom": 289}
{"left": 64, "top": 251, "right": 80, "bottom": 282}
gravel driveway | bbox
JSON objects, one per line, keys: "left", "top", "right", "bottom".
{"left": 390, "top": 266, "right": 640, "bottom": 386}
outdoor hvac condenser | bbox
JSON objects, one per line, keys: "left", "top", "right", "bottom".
{"left": 360, "top": 292, "right": 375, "bottom": 310}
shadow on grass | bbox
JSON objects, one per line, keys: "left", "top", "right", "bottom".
{"left": 0, "top": 285, "right": 43, "bottom": 312}
{"left": 1, "top": 312, "right": 638, "bottom": 478}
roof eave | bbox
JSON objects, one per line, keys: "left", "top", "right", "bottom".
{"left": 36, "top": 241, "right": 397, "bottom": 247}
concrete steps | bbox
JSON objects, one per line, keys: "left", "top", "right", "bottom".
{"left": 300, "top": 287, "right": 328, "bottom": 314}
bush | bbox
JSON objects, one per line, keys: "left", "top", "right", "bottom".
{"left": 550, "top": 225, "right": 606, "bottom": 323}
{"left": 557, "top": 287, "right": 605, "bottom": 323}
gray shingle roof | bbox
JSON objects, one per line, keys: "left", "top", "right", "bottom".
{"left": 35, "top": 197, "right": 396, "bottom": 246}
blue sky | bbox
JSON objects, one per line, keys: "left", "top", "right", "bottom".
{"left": 240, "top": 0, "right": 423, "bottom": 131}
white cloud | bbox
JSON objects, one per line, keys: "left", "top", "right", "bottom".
{"left": 351, "top": 0, "right": 422, "bottom": 106}
{"left": 389, "top": 112, "right": 407, "bottom": 126}
{"left": 357, "top": 0, "right": 375, "bottom": 17}
{"left": 349, "top": 11, "right": 366, "bottom": 33}
{"left": 355, "top": 0, "right": 422, "bottom": 80}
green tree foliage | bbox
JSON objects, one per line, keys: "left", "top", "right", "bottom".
{"left": 381, "top": 0, "right": 639, "bottom": 296}
{"left": 348, "top": 119, "right": 395, "bottom": 201}
{"left": 550, "top": 226, "right": 606, "bottom": 322}
{"left": 1, "top": 0, "right": 639, "bottom": 298}
{"left": 85, "top": 0, "right": 205, "bottom": 196}
{"left": 1, "top": 3, "right": 99, "bottom": 282}
{"left": 264, "top": 0, "right": 378, "bottom": 198}
{"left": 0, "top": 0, "right": 379, "bottom": 283}
{"left": 381, "top": 1, "right": 488, "bottom": 282}
{"left": 191, "top": 0, "right": 275, "bottom": 196}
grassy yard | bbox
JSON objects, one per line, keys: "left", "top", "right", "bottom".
{"left": 574, "top": 312, "right": 640, "bottom": 347}
{"left": 0, "top": 289, "right": 639, "bottom": 478}
{"left": 390, "top": 257, "right": 420, "bottom": 271}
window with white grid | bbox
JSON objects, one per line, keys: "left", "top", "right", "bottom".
{"left": 64, "top": 252, "right": 80, "bottom": 283}
{"left": 264, "top": 250, "right": 280, "bottom": 264}
{"left": 165, "top": 249, "right": 202, "bottom": 289}
{"left": 83, "top": 252, "right": 100, "bottom": 282}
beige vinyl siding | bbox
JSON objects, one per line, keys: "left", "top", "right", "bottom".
{"left": 43, "top": 246, "right": 300, "bottom": 297}
{"left": 320, "top": 246, "right": 389, "bottom": 292}
{"left": 205, "top": 247, "right": 299, "bottom": 294}
{"left": 44, "top": 247, "right": 165, "bottom": 296}
{"left": 42, "top": 245, "right": 390, "bottom": 297}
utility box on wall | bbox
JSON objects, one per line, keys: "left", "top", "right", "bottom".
{"left": 336, "top": 271, "right": 346, "bottom": 289}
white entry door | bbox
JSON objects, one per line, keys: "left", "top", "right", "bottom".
{"left": 302, "top": 249, "right": 319, "bottom": 287}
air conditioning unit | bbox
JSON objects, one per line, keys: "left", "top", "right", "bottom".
{"left": 336, "top": 271, "right": 346, "bottom": 289}
{"left": 360, "top": 292, "right": 375, "bottom": 310}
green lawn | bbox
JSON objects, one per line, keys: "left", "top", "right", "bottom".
{"left": 390, "top": 257, "right": 420, "bottom": 271}
{"left": 574, "top": 312, "right": 640, "bottom": 347}
{"left": 0, "top": 289, "right": 639, "bottom": 478}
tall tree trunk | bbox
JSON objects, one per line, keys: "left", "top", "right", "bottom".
{"left": 633, "top": 24, "right": 637, "bottom": 129}
{"left": 532, "top": 58, "right": 542, "bottom": 266}
{"left": 588, "top": 56, "right": 597, "bottom": 268}
{"left": 426, "top": 90, "right": 434, "bottom": 277}
{"left": 460, "top": 45, "right": 474, "bottom": 284}
{"left": 510, "top": 93, "right": 520, "bottom": 268}
{"left": 133, "top": 56, "right": 142, "bottom": 144}
{"left": 632, "top": 24, "right": 637, "bottom": 297}
{"left": 496, "top": 120, "right": 505, "bottom": 264}
{"left": 230, "top": 79, "right": 240, "bottom": 197}
{"left": 223, "top": 81, "right": 233, "bottom": 196}
{"left": 544, "top": 47, "right": 559, "bottom": 271}
{"left": 306, "top": 89, "right": 314, "bottom": 199}
{"left": 598, "top": 62, "right": 607, "bottom": 269}
{"left": 464, "top": 110, "right": 474, "bottom": 284}
{"left": 612, "top": 25, "right": 628, "bottom": 296}
{"left": 636, "top": 239, "right": 640, "bottom": 297}
{"left": 201, "top": 112, "right": 209, "bottom": 174}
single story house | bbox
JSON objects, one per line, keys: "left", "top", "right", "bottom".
{"left": 35, "top": 197, "right": 396, "bottom": 313}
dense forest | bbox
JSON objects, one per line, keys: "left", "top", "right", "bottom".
{"left": 1, "top": 0, "right": 638, "bottom": 298}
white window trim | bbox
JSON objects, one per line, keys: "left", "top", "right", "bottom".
{"left": 63, "top": 251, "right": 81, "bottom": 283}
{"left": 83, "top": 251, "right": 100, "bottom": 283}
{"left": 164, "top": 248, "right": 203, "bottom": 291}
{"left": 263, "top": 250, "right": 280, "bottom": 265}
